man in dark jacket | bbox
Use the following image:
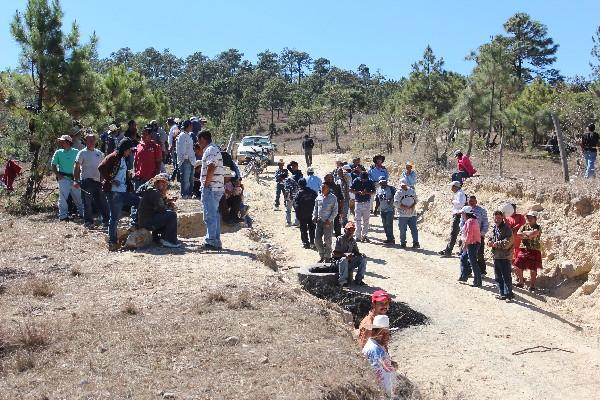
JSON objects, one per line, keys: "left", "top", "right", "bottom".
{"left": 274, "top": 159, "right": 288, "bottom": 210}
{"left": 302, "top": 135, "right": 315, "bottom": 167}
{"left": 294, "top": 178, "right": 317, "bottom": 248}
{"left": 324, "top": 173, "right": 344, "bottom": 236}
{"left": 581, "top": 123, "right": 599, "bottom": 178}
{"left": 137, "top": 174, "right": 179, "bottom": 248}
{"left": 487, "top": 210, "right": 515, "bottom": 301}
{"left": 287, "top": 161, "right": 303, "bottom": 182}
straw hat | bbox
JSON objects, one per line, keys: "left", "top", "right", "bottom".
{"left": 365, "top": 315, "right": 390, "bottom": 330}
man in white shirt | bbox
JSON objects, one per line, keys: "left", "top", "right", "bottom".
{"left": 198, "top": 129, "right": 225, "bottom": 250}
{"left": 74, "top": 132, "right": 109, "bottom": 228}
{"left": 167, "top": 117, "right": 180, "bottom": 181}
{"left": 176, "top": 120, "right": 196, "bottom": 198}
{"left": 439, "top": 180, "right": 466, "bottom": 257}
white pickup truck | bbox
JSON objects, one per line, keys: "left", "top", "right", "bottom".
{"left": 235, "top": 135, "right": 276, "bottom": 164}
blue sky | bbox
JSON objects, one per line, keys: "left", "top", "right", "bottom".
{"left": 1, "top": 0, "right": 598, "bottom": 79}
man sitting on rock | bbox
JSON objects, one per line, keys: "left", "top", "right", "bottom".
{"left": 137, "top": 173, "right": 180, "bottom": 248}
{"left": 332, "top": 222, "right": 367, "bottom": 286}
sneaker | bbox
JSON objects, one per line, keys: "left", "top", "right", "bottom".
{"left": 362, "top": 237, "right": 370, "bottom": 243}
{"left": 400, "top": 242, "right": 407, "bottom": 249}
{"left": 412, "top": 242, "right": 420, "bottom": 249}
{"left": 274, "top": 206, "right": 280, "bottom": 211}
{"left": 160, "top": 239, "right": 181, "bottom": 248}
{"left": 200, "top": 243, "right": 221, "bottom": 251}
{"left": 471, "top": 282, "right": 482, "bottom": 288}
{"left": 354, "top": 280, "right": 366, "bottom": 286}
{"left": 528, "top": 286, "right": 536, "bottom": 293}
{"left": 59, "top": 217, "right": 70, "bottom": 222}
{"left": 108, "top": 242, "right": 119, "bottom": 252}
{"left": 438, "top": 249, "right": 449, "bottom": 256}
{"left": 495, "top": 295, "right": 507, "bottom": 300}
{"left": 309, "top": 243, "right": 316, "bottom": 250}
{"left": 302, "top": 243, "right": 310, "bottom": 249}
{"left": 505, "top": 294, "right": 515, "bottom": 302}
{"left": 457, "top": 277, "right": 468, "bottom": 282}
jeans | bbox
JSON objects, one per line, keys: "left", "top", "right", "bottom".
{"left": 299, "top": 218, "right": 316, "bottom": 245}
{"left": 201, "top": 187, "right": 224, "bottom": 248}
{"left": 285, "top": 196, "right": 297, "bottom": 225}
{"left": 180, "top": 160, "right": 194, "bottom": 197}
{"left": 106, "top": 191, "right": 140, "bottom": 243}
{"left": 460, "top": 243, "right": 482, "bottom": 285}
{"left": 451, "top": 170, "right": 470, "bottom": 183}
{"left": 584, "top": 150, "right": 597, "bottom": 178}
{"left": 315, "top": 220, "right": 333, "bottom": 259}
{"left": 170, "top": 151, "right": 180, "bottom": 182}
{"left": 341, "top": 199, "right": 349, "bottom": 225}
{"left": 80, "top": 178, "right": 109, "bottom": 225}
{"left": 444, "top": 214, "right": 461, "bottom": 254}
{"left": 354, "top": 201, "right": 371, "bottom": 239}
{"left": 337, "top": 255, "right": 367, "bottom": 285}
{"left": 494, "top": 258, "right": 513, "bottom": 296}
{"left": 380, "top": 210, "right": 395, "bottom": 241}
{"left": 477, "top": 235, "right": 486, "bottom": 273}
{"left": 398, "top": 216, "right": 418, "bottom": 245}
{"left": 141, "top": 209, "right": 177, "bottom": 243}
{"left": 304, "top": 150, "right": 313, "bottom": 167}
{"left": 58, "top": 178, "right": 83, "bottom": 220}
{"left": 275, "top": 182, "right": 284, "bottom": 207}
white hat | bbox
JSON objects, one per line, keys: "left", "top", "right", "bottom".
{"left": 174, "top": 118, "right": 181, "bottom": 124}
{"left": 366, "top": 315, "right": 390, "bottom": 330}
{"left": 462, "top": 206, "right": 474, "bottom": 214}
{"left": 342, "top": 164, "right": 352, "bottom": 171}
{"left": 307, "top": 166, "right": 314, "bottom": 173}
{"left": 57, "top": 135, "right": 73, "bottom": 143}
{"left": 451, "top": 181, "right": 462, "bottom": 188}
{"left": 108, "top": 124, "right": 118, "bottom": 132}
{"left": 526, "top": 210, "right": 538, "bottom": 218}
{"left": 399, "top": 178, "right": 408, "bottom": 186}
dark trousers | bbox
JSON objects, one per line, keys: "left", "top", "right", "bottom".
{"left": 477, "top": 235, "right": 486, "bottom": 273}
{"left": 373, "top": 195, "right": 380, "bottom": 214}
{"left": 141, "top": 210, "right": 178, "bottom": 243}
{"left": 81, "top": 178, "right": 109, "bottom": 225}
{"left": 226, "top": 196, "right": 242, "bottom": 222}
{"left": 334, "top": 214, "right": 342, "bottom": 237}
{"left": 494, "top": 258, "right": 513, "bottom": 296}
{"left": 380, "top": 210, "right": 395, "bottom": 241}
{"left": 299, "top": 218, "right": 316, "bottom": 245}
{"left": 170, "top": 151, "right": 180, "bottom": 182}
{"left": 275, "top": 182, "right": 284, "bottom": 207}
{"left": 304, "top": 150, "right": 313, "bottom": 167}
{"left": 444, "top": 214, "right": 461, "bottom": 254}
{"left": 106, "top": 191, "right": 140, "bottom": 244}
{"left": 451, "top": 170, "right": 469, "bottom": 183}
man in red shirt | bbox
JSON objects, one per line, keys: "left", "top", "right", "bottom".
{"left": 451, "top": 150, "right": 476, "bottom": 183}
{"left": 133, "top": 125, "right": 162, "bottom": 190}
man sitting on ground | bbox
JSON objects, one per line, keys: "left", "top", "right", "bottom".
{"left": 137, "top": 174, "right": 180, "bottom": 248}
{"left": 332, "top": 222, "right": 367, "bottom": 287}
{"left": 451, "top": 150, "right": 476, "bottom": 183}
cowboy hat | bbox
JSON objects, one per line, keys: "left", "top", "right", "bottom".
{"left": 372, "top": 154, "right": 385, "bottom": 163}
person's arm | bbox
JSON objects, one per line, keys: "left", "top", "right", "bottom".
{"left": 155, "top": 145, "right": 162, "bottom": 175}
{"left": 332, "top": 238, "right": 344, "bottom": 258}
{"left": 312, "top": 199, "right": 319, "bottom": 222}
{"left": 73, "top": 161, "right": 82, "bottom": 188}
{"left": 494, "top": 228, "right": 514, "bottom": 249}
{"left": 327, "top": 197, "right": 338, "bottom": 224}
{"left": 516, "top": 224, "right": 526, "bottom": 238}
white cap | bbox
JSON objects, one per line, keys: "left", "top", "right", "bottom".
{"left": 462, "top": 206, "right": 474, "bottom": 214}
{"left": 307, "top": 166, "right": 314, "bottom": 173}
{"left": 526, "top": 210, "right": 538, "bottom": 218}
{"left": 367, "top": 315, "right": 390, "bottom": 329}
{"left": 399, "top": 178, "right": 408, "bottom": 186}
{"left": 451, "top": 181, "right": 461, "bottom": 188}
{"left": 108, "top": 124, "right": 118, "bottom": 132}
{"left": 342, "top": 164, "right": 352, "bottom": 171}
{"left": 57, "top": 135, "right": 73, "bottom": 143}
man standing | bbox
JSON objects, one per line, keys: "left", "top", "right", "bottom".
{"left": 394, "top": 178, "right": 419, "bottom": 248}
{"left": 283, "top": 174, "right": 300, "bottom": 226}
{"left": 581, "top": 123, "right": 598, "bottom": 178}
{"left": 274, "top": 159, "right": 288, "bottom": 210}
{"left": 74, "top": 132, "right": 109, "bottom": 228}
{"left": 333, "top": 222, "right": 367, "bottom": 286}
{"left": 368, "top": 155, "right": 389, "bottom": 216}
{"left": 376, "top": 178, "right": 396, "bottom": 244}
{"left": 350, "top": 171, "right": 376, "bottom": 242}
{"left": 51, "top": 135, "right": 84, "bottom": 221}
{"left": 336, "top": 166, "right": 351, "bottom": 225}
{"left": 100, "top": 123, "right": 121, "bottom": 155}
{"left": 167, "top": 117, "right": 181, "bottom": 182}
{"left": 134, "top": 125, "right": 162, "bottom": 192}
{"left": 198, "top": 130, "right": 225, "bottom": 250}
{"left": 286, "top": 161, "right": 303, "bottom": 182}
{"left": 302, "top": 134, "right": 315, "bottom": 167}
{"left": 313, "top": 182, "right": 338, "bottom": 263}
{"left": 401, "top": 161, "right": 417, "bottom": 188}
{"left": 439, "top": 181, "right": 466, "bottom": 256}
{"left": 176, "top": 120, "right": 196, "bottom": 198}
{"left": 294, "top": 178, "right": 317, "bottom": 248}
{"left": 305, "top": 166, "right": 322, "bottom": 193}
{"left": 487, "top": 210, "right": 515, "bottom": 301}
{"left": 467, "top": 195, "right": 489, "bottom": 275}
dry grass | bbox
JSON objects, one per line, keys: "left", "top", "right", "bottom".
{"left": 15, "top": 322, "right": 50, "bottom": 349}
{"left": 321, "top": 383, "right": 381, "bottom": 400}
{"left": 70, "top": 266, "right": 82, "bottom": 277}
{"left": 204, "top": 292, "right": 227, "bottom": 304}
{"left": 255, "top": 248, "right": 279, "bottom": 271}
{"left": 19, "top": 277, "right": 54, "bottom": 298}
{"left": 121, "top": 301, "right": 139, "bottom": 316}
{"left": 14, "top": 351, "right": 35, "bottom": 372}
{"left": 226, "top": 291, "right": 254, "bottom": 310}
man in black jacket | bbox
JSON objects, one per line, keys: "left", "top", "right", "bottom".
{"left": 274, "top": 159, "right": 288, "bottom": 210}
{"left": 302, "top": 135, "right": 315, "bottom": 167}
{"left": 582, "top": 123, "right": 599, "bottom": 178}
{"left": 294, "top": 178, "right": 317, "bottom": 248}
{"left": 287, "top": 160, "right": 303, "bottom": 181}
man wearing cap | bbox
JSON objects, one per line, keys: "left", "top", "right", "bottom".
{"left": 401, "top": 161, "right": 417, "bottom": 188}
{"left": 487, "top": 209, "right": 515, "bottom": 300}
{"left": 74, "top": 132, "right": 109, "bottom": 228}
{"left": 167, "top": 118, "right": 181, "bottom": 182}
{"left": 466, "top": 195, "right": 489, "bottom": 275}
{"left": 362, "top": 314, "right": 397, "bottom": 397}
{"left": 134, "top": 125, "right": 162, "bottom": 192}
{"left": 198, "top": 129, "right": 225, "bottom": 250}
{"left": 452, "top": 150, "right": 477, "bottom": 183}
{"left": 394, "top": 178, "right": 419, "bottom": 248}
{"left": 333, "top": 221, "right": 367, "bottom": 286}
{"left": 294, "top": 177, "right": 317, "bottom": 248}
{"left": 350, "top": 171, "right": 376, "bottom": 242}
{"left": 51, "top": 135, "right": 84, "bottom": 221}
{"left": 301, "top": 134, "right": 315, "bottom": 167}
{"left": 439, "top": 181, "right": 466, "bottom": 256}
{"left": 313, "top": 181, "right": 338, "bottom": 263}
{"left": 176, "top": 120, "right": 196, "bottom": 199}
{"left": 335, "top": 166, "right": 351, "bottom": 225}
{"left": 274, "top": 159, "right": 288, "bottom": 210}
{"left": 358, "top": 290, "right": 391, "bottom": 350}
{"left": 368, "top": 155, "right": 388, "bottom": 216}
{"left": 305, "top": 166, "right": 322, "bottom": 193}
{"left": 137, "top": 174, "right": 180, "bottom": 248}
{"left": 100, "top": 123, "right": 120, "bottom": 154}
{"left": 376, "top": 177, "right": 396, "bottom": 244}
{"left": 283, "top": 172, "right": 300, "bottom": 226}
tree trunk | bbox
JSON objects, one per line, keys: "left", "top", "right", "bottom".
{"left": 271, "top": 108, "right": 274, "bottom": 126}
{"left": 551, "top": 113, "right": 570, "bottom": 183}
{"left": 334, "top": 124, "right": 341, "bottom": 151}
{"left": 499, "top": 130, "right": 504, "bottom": 177}
{"left": 486, "top": 82, "right": 495, "bottom": 146}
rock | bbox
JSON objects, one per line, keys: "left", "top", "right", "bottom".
{"left": 559, "top": 260, "right": 592, "bottom": 278}
{"left": 224, "top": 336, "right": 240, "bottom": 346}
{"left": 581, "top": 271, "right": 600, "bottom": 295}
{"left": 341, "top": 310, "right": 354, "bottom": 325}
{"left": 162, "top": 393, "right": 175, "bottom": 399}
{"left": 426, "top": 194, "right": 435, "bottom": 204}
{"left": 125, "top": 229, "right": 153, "bottom": 249}
{"left": 297, "top": 265, "right": 339, "bottom": 289}
{"left": 571, "top": 197, "right": 594, "bottom": 217}
{"left": 530, "top": 203, "right": 544, "bottom": 212}
{"left": 259, "top": 356, "right": 269, "bottom": 364}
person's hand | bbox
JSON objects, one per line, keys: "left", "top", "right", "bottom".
{"left": 73, "top": 181, "right": 80, "bottom": 189}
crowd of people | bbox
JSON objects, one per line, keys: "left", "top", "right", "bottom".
{"left": 50, "top": 117, "right": 241, "bottom": 251}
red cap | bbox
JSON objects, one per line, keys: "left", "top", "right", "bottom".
{"left": 371, "top": 290, "right": 391, "bottom": 303}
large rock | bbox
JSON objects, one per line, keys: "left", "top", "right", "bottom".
{"left": 559, "top": 260, "right": 593, "bottom": 278}
{"left": 125, "top": 228, "right": 153, "bottom": 249}
{"left": 297, "top": 265, "right": 339, "bottom": 289}
{"left": 581, "top": 271, "right": 600, "bottom": 295}
{"left": 571, "top": 197, "right": 594, "bottom": 217}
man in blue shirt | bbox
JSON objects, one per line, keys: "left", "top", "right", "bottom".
{"left": 351, "top": 171, "right": 376, "bottom": 242}
{"left": 368, "top": 155, "right": 388, "bottom": 216}
{"left": 313, "top": 182, "right": 338, "bottom": 263}
{"left": 305, "top": 166, "right": 322, "bottom": 193}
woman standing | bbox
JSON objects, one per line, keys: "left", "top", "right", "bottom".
{"left": 514, "top": 211, "right": 543, "bottom": 292}
{"left": 506, "top": 204, "right": 526, "bottom": 266}
{"left": 458, "top": 206, "right": 482, "bottom": 287}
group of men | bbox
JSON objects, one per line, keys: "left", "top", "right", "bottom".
{"left": 50, "top": 118, "right": 228, "bottom": 251}
{"left": 273, "top": 153, "right": 421, "bottom": 287}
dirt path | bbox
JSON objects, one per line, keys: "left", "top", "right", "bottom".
{"left": 245, "top": 154, "right": 600, "bottom": 400}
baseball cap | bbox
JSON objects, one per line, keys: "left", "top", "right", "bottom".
{"left": 57, "top": 135, "right": 72, "bottom": 143}
{"left": 462, "top": 206, "right": 474, "bottom": 214}
{"left": 451, "top": 181, "right": 462, "bottom": 188}
{"left": 365, "top": 315, "right": 390, "bottom": 330}
{"left": 399, "top": 178, "right": 408, "bottom": 186}
{"left": 371, "top": 290, "right": 391, "bottom": 303}
{"left": 307, "top": 166, "right": 314, "bottom": 173}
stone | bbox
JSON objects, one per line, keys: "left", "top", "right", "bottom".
{"left": 341, "top": 310, "right": 354, "bottom": 325}
{"left": 125, "top": 228, "right": 153, "bottom": 249}
{"left": 559, "top": 260, "right": 592, "bottom": 278}
{"left": 571, "top": 197, "right": 594, "bottom": 217}
{"left": 530, "top": 203, "right": 544, "bottom": 212}
{"left": 224, "top": 336, "right": 240, "bottom": 346}
{"left": 162, "top": 393, "right": 176, "bottom": 399}
{"left": 259, "top": 356, "right": 269, "bottom": 364}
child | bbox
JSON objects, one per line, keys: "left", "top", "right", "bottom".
{"left": 514, "top": 211, "right": 542, "bottom": 292}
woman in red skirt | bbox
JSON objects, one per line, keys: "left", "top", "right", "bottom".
{"left": 506, "top": 203, "right": 526, "bottom": 266}
{"left": 514, "top": 211, "right": 542, "bottom": 292}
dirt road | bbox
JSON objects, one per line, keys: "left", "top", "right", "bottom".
{"left": 246, "top": 154, "right": 600, "bottom": 400}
